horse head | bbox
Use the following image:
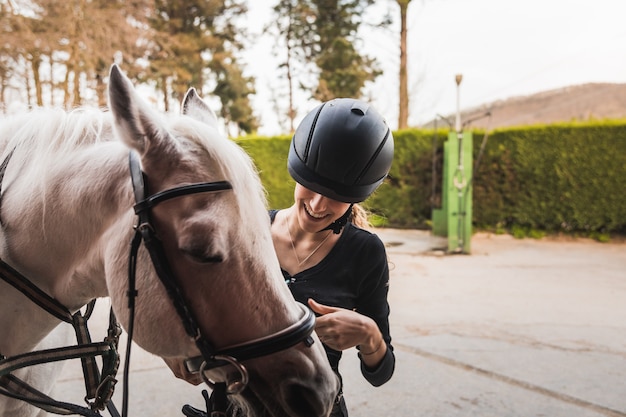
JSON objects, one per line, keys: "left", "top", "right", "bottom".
{"left": 104, "top": 65, "right": 338, "bottom": 417}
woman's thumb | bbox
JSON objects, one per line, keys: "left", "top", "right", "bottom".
{"left": 308, "top": 298, "right": 336, "bottom": 315}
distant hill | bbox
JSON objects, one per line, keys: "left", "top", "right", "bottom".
{"left": 422, "top": 83, "right": 626, "bottom": 130}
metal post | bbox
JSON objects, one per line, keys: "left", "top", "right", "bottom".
{"left": 431, "top": 75, "right": 473, "bottom": 254}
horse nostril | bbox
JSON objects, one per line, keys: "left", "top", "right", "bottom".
{"left": 281, "top": 381, "right": 333, "bottom": 417}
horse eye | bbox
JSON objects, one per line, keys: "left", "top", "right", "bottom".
{"left": 182, "top": 248, "right": 224, "bottom": 264}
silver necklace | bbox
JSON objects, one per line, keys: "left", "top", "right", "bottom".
{"left": 285, "top": 213, "right": 332, "bottom": 266}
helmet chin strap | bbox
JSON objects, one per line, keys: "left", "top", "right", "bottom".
{"left": 320, "top": 204, "right": 353, "bottom": 234}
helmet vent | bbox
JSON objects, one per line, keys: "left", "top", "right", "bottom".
{"left": 350, "top": 101, "right": 368, "bottom": 116}
{"left": 351, "top": 108, "right": 365, "bottom": 116}
{"left": 354, "top": 127, "right": 391, "bottom": 184}
{"left": 304, "top": 102, "right": 327, "bottom": 161}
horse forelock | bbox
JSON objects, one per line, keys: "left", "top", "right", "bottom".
{"left": 171, "top": 118, "right": 287, "bottom": 301}
{"left": 171, "top": 117, "right": 271, "bottom": 249}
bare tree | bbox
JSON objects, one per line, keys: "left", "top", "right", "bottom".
{"left": 397, "top": 0, "right": 412, "bottom": 129}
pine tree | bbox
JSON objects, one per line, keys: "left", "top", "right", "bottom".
{"left": 271, "top": 0, "right": 384, "bottom": 102}
{"left": 145, "top": 0, "right": 257, "bottom": 133}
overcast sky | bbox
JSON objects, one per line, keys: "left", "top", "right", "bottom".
{"left": 241, "top": 0, "right": 626, "bottom": 135}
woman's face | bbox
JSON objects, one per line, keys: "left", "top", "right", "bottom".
{"left": 293, "top": 183, "right": 351, "bottom": 233}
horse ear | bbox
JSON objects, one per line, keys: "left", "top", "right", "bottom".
{"left": 182, "top": 88, "right": 220, "bottom": 128}
{"left": 108, "top": 64, "right": 168, "bottom": 156}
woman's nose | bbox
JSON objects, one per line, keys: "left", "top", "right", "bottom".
{"left": 308, "top": 193, "right": 326, "bottom": 212}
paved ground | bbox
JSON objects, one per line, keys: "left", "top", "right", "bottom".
{"left": 53, "top": 229, "right": 626, "bottom": 417}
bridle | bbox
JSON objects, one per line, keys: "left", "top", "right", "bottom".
{"left": 127, "top": 151, "right": 317, "bottom": 415}
{"left": 0, "top": 149, "right": 317, "bottom": 417}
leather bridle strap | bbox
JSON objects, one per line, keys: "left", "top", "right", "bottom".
{"left": 133, "top": 181, "right": 232, "bottom": 214}
{"left": 0, "top": 259, "right": 76, "bottom": 323}
{"left": 128, "top": 152, "right": 232, "bottom": 362}
{"left": 184, "top": 304, "right": 315, "bottom": 374}
{"left": 0, "top": 254, "right": 121, "bottom": 416}
{"left": 0, "top": 148, "right": 122, "bottom": 417}
{"left": 128, "top": 150, "right": 317, "bottom": 373}
{"left": 0, "top": 374, "right": 100, "bottom": 416}
{"left": 126, "top": 151, "right": 235, "bottom": 417}
{"left": 127, "top": 151, "right": 321, "bottom": 417}
{"left": 125, "top": 152, "right": 234, "bottom": 416}
{"left": 0, "top": 329, "right": 120, "bottom": 417}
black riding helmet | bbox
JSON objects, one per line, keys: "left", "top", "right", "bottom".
{"left": 288, "top": 98, "right": 394, "bottom": 204}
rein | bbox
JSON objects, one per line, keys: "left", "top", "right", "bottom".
{"left": 0, "top": 151, "right": 121, "bottom": 417}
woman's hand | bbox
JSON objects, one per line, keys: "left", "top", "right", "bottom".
{"left": 308, "top": 298, "right": 386, "bottom": 367}
{"left": 163, "top": 357, "right": 203, "bottom": 385}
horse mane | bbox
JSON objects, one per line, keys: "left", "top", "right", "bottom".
{"left": 0, "top": 106, "right": 269, "bottom": 244}
{"left": 1, "top": 107, "right": 113, "bottom": 151}
{"left": 0, "top": 107, "right": 115, "bottom": 188}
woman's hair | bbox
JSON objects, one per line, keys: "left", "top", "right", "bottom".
{"left": 350, "top": 204, "right": 371, "bottom": 229}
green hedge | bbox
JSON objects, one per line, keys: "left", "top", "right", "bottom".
{"left": 236, "top": 121, "right": 626, "bottom": 235}
{"left": 364, "top": 128, "right": 438, "bottom": 228}
{"left": 472, "top": 122, "right": 626, "bottom": 234}
{"left": 236, "top": 135, "right": 294, "bottom": 210}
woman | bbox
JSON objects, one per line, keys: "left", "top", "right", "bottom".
{"left": 270, "top": 98, "right": 395, "bottom": 417}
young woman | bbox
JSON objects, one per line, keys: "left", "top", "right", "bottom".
{"left": 270, "top": 98, "right": 395, "bottom": 417}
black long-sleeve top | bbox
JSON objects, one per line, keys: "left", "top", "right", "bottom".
{"left": 270, "top": 210, "right": 395, "bottom": 387}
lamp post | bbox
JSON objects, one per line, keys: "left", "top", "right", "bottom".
{"left": 455, "top": 74, "right": 463, "bottom": 134}
{"left": 431, "top": 74, "right": 473, "bottom": 254}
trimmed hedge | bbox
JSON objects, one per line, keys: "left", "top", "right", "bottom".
{"left": 236, "top": 135, "right": 294, "bottom": 210}
{"left": 236, "top": 121, "right": 626, "bottom": 235}
{"left": 472, "top": 122, "right": 626, "bottom": 234}
{"left": 364, "top": 128, "right": 438, "bottom": 228}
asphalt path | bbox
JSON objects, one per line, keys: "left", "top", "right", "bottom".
{"left": 51, "top": 229, "right": 626, "bottom": 417}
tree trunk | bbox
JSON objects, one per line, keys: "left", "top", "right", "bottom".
{"left": 162, "top": 75, "right": 169, "bottom": 112}
{"left": 49, "top": 57, "right": 55, "bottom": 106}
{"left": 397, "top": 0, "right": 411, "bottom": 129}
{"left": 286, "top": 37, "right": 296, "bottom": 133}
{"left": 63, "top": 66, "right": 71, "bottom": 108}
{"left": 25, "top": 65, "right": 32, "bottom": 107}
{"left": 31, "top": 53, "right": 43, "bottom": 106}
{"left": 73, "top": 70, "right": 82, "bottom": 106}
{"left": 0, "top": 74, "right": 5, "bottom": 111}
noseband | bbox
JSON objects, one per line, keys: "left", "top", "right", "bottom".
{"left": 127, "top": 152, "right": 316, "bottom": 412}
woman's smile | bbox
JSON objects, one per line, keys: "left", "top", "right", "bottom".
{"left": 304, "top": 203, "right": 330, "bottom": 221}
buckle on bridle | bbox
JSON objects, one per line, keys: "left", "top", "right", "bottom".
{"left": 199, "top": 356, "right": 249, "bottom": 395}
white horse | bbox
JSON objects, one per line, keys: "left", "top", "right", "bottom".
{"left": 0, "top": 65, "right": 338, "bottom": 417}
